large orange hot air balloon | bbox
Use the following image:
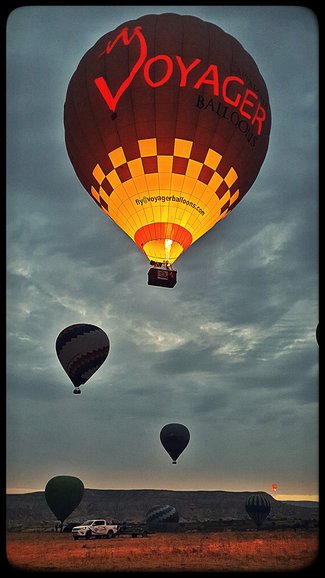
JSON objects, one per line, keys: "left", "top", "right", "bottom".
{"left": 64, "top": 13, "right": 271, "bottom": 286}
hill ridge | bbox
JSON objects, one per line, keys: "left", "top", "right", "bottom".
{"left": 7, "top": 488, "right": 318, "bottom": 530}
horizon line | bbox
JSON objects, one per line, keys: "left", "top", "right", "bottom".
{"left": 6, "top": 487, "right": 319, "bottom": 502}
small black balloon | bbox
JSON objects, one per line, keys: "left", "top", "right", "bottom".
{"left": 160, "top": 423, "right": 190, "bottom": 464}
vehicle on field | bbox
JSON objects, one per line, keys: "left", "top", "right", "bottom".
{"left": 71, "top": 519, "right": 119, "bottom": 540}
{"left": 117, "top": 523, "right": 149, "bottom": 538}
{"left": 63, "top": 521, "right": 80, "bottom": 533}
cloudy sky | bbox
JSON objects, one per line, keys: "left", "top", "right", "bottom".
{"left": 6, "top": 5, "right": 318, "bottom": 501}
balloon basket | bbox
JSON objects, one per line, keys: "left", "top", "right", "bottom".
{"left": 148, "top": 267, "right": 177, "bottom": 288}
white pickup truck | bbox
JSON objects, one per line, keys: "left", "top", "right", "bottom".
{"left": 71, "top": 519, "right": 119, "bottom": 540}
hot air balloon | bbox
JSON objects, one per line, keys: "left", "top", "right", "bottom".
{"left": 160, "top": 423, "right": 190, "bottom": 464}
{"left": 245, "top": 493, "right": 271, "bottom": 528}
{"left": 316, "top": 323, "right": 319, "bottom": 345}
{"left": 64, "top": 13, "right": 271, "bottom": 287}
{"left": 271, "top": 483, "right": 278, "bottom": 493}
{"left": 145, "top": 505, "right": 179, "bottom": 527}
{"left": 55, "top": 323, "right": 110, "bottom": 394}
{"left": 45, "top": 475, "right": 84, "bottom": 530}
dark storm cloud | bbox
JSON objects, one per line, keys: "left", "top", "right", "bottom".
{"left": 151, "top": 342, "right": 220, "bottom": 374}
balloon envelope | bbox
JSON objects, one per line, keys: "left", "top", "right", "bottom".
{"left": 64, "top": 13, "right": 271, "bottom": 268}
{"left": 160, "top": 423, "right": 190, "bottom": 463}
{"left": 45, "top": 475, "right": 84, "bottom": 524}
{"left": 145, "top": 505, "right": 179, "bottom": 525}
{"left": 56, "top": 323, "right": 110, "bottom": 392}
{"left": 245, "top": 493, "right": 271, "bottom": 527}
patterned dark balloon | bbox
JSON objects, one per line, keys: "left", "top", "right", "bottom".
{"left": 145, "top": 505, "right": 179, "bottom": 525}
{"left": 56, "top": 323, "right": 110, "bottom": 393}
{"left": 245, "top": 493, "right": 271, "bottom": 527}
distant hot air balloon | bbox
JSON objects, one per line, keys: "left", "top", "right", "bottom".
{"left": 56, "top": 323, "right": 110, "bottom": 394}
{"left": 316, "top": 323, "right": 319, "bottom": 345}
{"left": 64, "top": 13, "right": 271, "bottom": 287}
{"left": 160, "top": 423, "right": 190, "bottom": 464}
{"left": 45, "top": 475, "right": 84, "bottom": 529}
{"left": 245, "top": 493, "right": 271, "bottom": 528}
{"left": 145, "top": 505, "right": 179, "bottom": 526}
{"left": 271, "top": 483, "right": 278, "bottom": 493}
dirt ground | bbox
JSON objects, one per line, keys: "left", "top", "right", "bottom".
{"left": 6, "top": 529, "right": 319, "bottom": 573}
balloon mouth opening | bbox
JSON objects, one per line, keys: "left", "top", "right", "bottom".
{"left": 134, "top": 223, "right": 193, "bottom": 265}
{"left": 142, "top": 239, "right": 183, "bottom": 265}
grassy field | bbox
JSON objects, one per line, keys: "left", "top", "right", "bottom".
{"left": 6, "top": 529, "right": 318, "bottom": 573}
